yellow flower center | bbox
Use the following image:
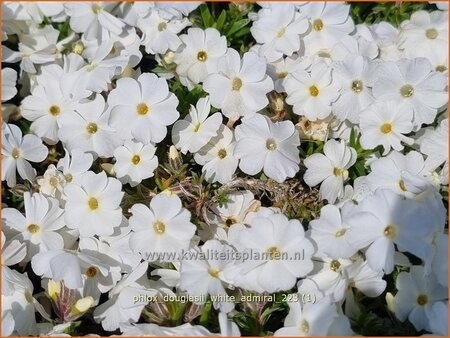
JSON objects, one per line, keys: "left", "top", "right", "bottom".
{"left": 136, "top": 103, "right": 150, "bottom": 116}
{"left": 225, "top": 217, "right": 236, "bottom": 227}
{"left": 436, "top": 65, "right": 447, "bottom": 72}
{"left": 158, "top": 22, "right": 167, "bottom": 31}
{"left": 399, "top": 180, "right": 407, "bottom": 192}
{"left": 313, "top": 19, "right": 324, "bottom": 31}
{"left": 400, "top": 84, "right": 414, "bottom": 97}
{"left": 380, "top": 123, "right": 392, "bottom": 134}
{"left": 276, "top": 27, "right": 286, "bottom": 38}
{"left": 267, "top": 246, "right": 281, "bottom": 260}
{"left": 425, "top": 28, "right": 438, "bottom": 39}
{"left": 131, "top": 154, "right": 141, "bottom": 165}
{"left": 351, "top": 80, "right": 363, "bottom": 93}
{"left": 27, "top": 224, "right": 40, "bottom": 234}
{"left": 232, "top": 77, "right": 243, "bottom": 91}
{"left": 72, "top": 41, "right": 84, "bottom": 54}
{"left": 299, "top": 319, "right": 310, "bottom": 334}
{"left": 49, "top": 105, "right": 61, "bottom": 116}
{"left": 86, "top": 123, "right": 98, "bottom": 134}
{"left": 88, "top": 197, "right": 99, "bottom": 210}
{"left": 25, "top": 290, "right": 34, "bottom": 304}
{"left": 197, "top": 51, "right": 208, "bottom": 62}
{"left": 218, "top": 149, "right": 227, "bottom": 159}
{"left": 333, "top": 167, "right": 343, "bottom": 176}
{"left": 208, "top": 267, "right": 220, "bottom": 278}
{"left": 153, "top": 220, "right": 166, "bottom": 234}
{"left": 266, "top": 138, "right": 277, "bottom": 151}
{"left": 309, "top": 85, "right": 319, "bottom": 97}
{"left": 65, "top": 173, "right": 73, "bottom": 183}
{"left": 85, "top": 266, "right": 97, "bottom": 278}
{"left": 277, "top": 72, "right": 288, "bottom": 79}
{"left": 416, "top": 294, "right": 428, "bottom": 306}
{"left": 11, "top": 148, "right": 21, "bottom": 159}
{"left": 330, "top": 259, "right": 341, "bottom": 272}
{"left": 49, "top": 177, "right": 59, "bottom": 187}
{"left": 92, "top": 3, "right": 102, "bottom": 14}
{"left": 193, "top": 122, "right": 201, "bottom": 133}
{"left": 335, "top": 228, "right": 347, "bottom": 237}
{"left": 384, "top": 224, "right": 397, "bottom": 239}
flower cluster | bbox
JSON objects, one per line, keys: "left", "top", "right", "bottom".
{"left": 1, "top": 1, "right": 448, "bottom": 336}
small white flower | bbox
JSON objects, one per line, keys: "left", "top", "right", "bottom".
{"left": 372, "top": 58, "right": 448, "bottom": 128}
{"left": 64, "top": 2, "right": 125, "bottom": 40}
{"left": 108, "top": 73, "right": 179, "bottom": 144}
{"left": 57, "top": 148, "right": 94, "bottom": 187}
{"left": 203, "top": 49, "right": 274, "bottom": 119}
{"left": 194, "top": 125, "right": 239, "bottom": 184}
{"left": 64, "top": 171, "right": 124, "bottom": 237}
{"left": 113, "top": 140, "right": 158, "bottom": 187}
{"left": 394, "top": 265, "right": 447, "bottom": 331}
{"left": 129, "top": 193, "right": 196, "bottom": 261}
{"left": 172, "top": 96, "right": 222, "bottom": 154}
{"left": 251, "top": 4, "right": 309, "bottom": 62}
{"left": 285, "top": 61, "right": 340, "bottom": 120}
{"left": 360, "top": 100, "right": 414, "bottom": 155}
{"left": 58, "top": 95, "right": 122, "bottom": 158}
{"left": 2, "top": 123, "right": 48, "bottom": 188}
{"left": 37, "top": 164, "right": 66, "bottom": 199}
{"left": 303, "top": 139, "right": 357, "bottom": 203}
{"left": 234, "top": 114, "right": 300, "bottom": 183}
{"left": 180, "top": 240, "right": 235, "bottom": 313}
{"left": 174, "top": 27, "right": 227, "bottom": 84}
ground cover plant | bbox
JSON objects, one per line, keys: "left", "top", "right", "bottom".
{"left": 1, "top": 1, "right": 448, "bottom": 336}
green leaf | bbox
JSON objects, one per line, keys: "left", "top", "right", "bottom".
{"left": 200, "top": 4, "right": 214, "bottom": 28}
{"left": 226, "top": 18, "right": 250, "bottom": 37}
{"left": 214, "top": 10, "right": 227, "bottom": 31}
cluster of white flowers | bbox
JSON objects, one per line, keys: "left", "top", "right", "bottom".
{"left": 1, "top": 1, "right": 448, "bottom": 336}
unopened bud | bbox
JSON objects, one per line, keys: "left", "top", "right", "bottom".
{"left": 168, "top": 145, "right": 182, "bottom": 171}
{"left": 72, "top": 41, "right": 84, "bottom": 55}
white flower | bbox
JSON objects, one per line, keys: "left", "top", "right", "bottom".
{"left": 129, "top": 193, "right": 196, "bottom": 261}
{"left": 1, "top": 123, "right": 48, "bottom": 188}
{"left": 203, "top": 49, "right": 274, "bottom": 119}
{"left": 394, "top": 265, "right": 447, "bottom": 331}
{"left": 113, "top": 140, "right": 158, "bottom": 187}
{"left": 180, "top": 240, "right": 235, "bottom": 313}
{"left": 2, "top": 270, "right": 39, "bottom": 335}
{"left": 57, "top": 148, "right": 94, "bottom": 187}
{"left": 108, "top": 72, "right": 179, "bottom": 144}
{"left": 303, "top": 139, "right": 357, "bottom": 203}
{"left": 359, "top": 100, "right": 414, "bottom": 155}
{"left": 21, "top": 66, "right": 89, "bottom": 145}
{"left": 172, "top": 96, "right": 222, "bottom": 154}
{"left": 308, "top": 203, "right": 358, "bottom": 259}
{"left": 251, "top": 4, "right": 309, "bottom": 62}
{"left": 174, "top": 27, "right": 227, "bottom": 84}
{"left": 137, "top": 9, "right": 190, "bottom": 55}
{"left": 274, "top": 297, "right": 339, "bottom": 336}
{"left": 2, "top": 192, "right": 64, "bottom": 262}
{"left": 93, "top": 262, "right": 157, "bottom": 332}
{"left": 420, "top": 118, "right": 448, "bottom": 174}
{"left": 1, "top": 68, "right": 17, "bottom": 102}
{"left": 372, "top": 58, "right": 448, "bottom": 128}
{"left": 225, "top": 213, "right": 314, "bottom": 293}
{"left": 79, "top": 39, "right": 129, "bottom": 93}
{"left": 1, "top": 232, "right": 26, "bottom": 269}
{"left": 64, "top": 2, "right": 125, "bottom": 40}
{"left": 234, "top": 114, "right": 300, "bottom": 183}
{"left": 31, "top": 248, "right": 109, "bottom": 290}
{"left": 2, "top": 26, "right": 60, "bottom": 74}
{"left": 300, "top": 2, "right": 355, "bottom": 56}
{"left": 366, "top": 151, "right": 432, "bottom": 198}
{"left": 64, "top": 171, "right": 124, "bottom": 237}
{"left": 285, "top": 61, "right": 340, "bottom": 120}
{"left": 194, "top": 125, "right": 239, "bottom": 184}
{"left": 37, "top": 164, "right": 66, "bottom": 198}
{"left": 332, "top": 55, "right": 375, "bottom": 123}
{"left": 399, "top": 10, "right": 448, "bottom": 65}
{"left": 345, "top": 189, "right": 436, "bottom": 273}
{"left": 58, "top": 95, "right": 122, "bottom": 158}
{"left": 267, "top": 54, "right": 311, "bottom": 92}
